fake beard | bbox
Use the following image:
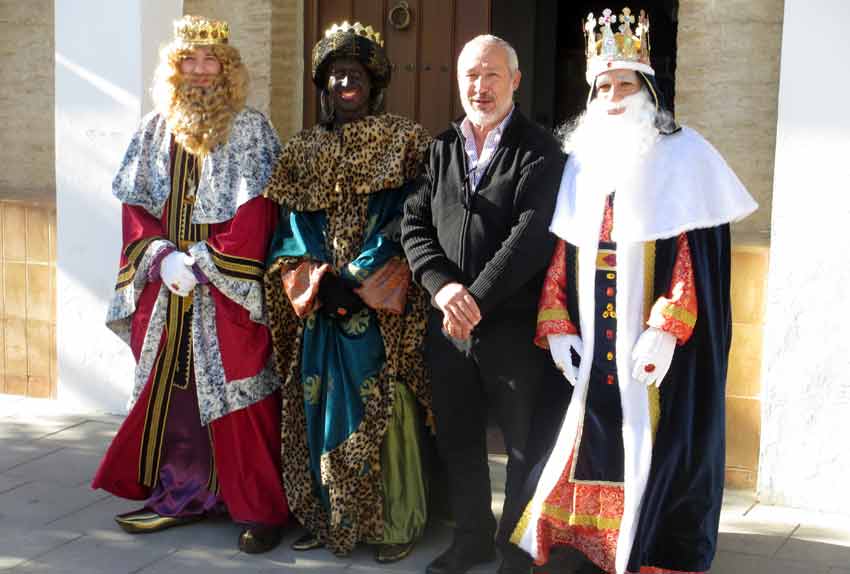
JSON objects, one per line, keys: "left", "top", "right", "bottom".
{"left": 167, "top": 77, "right": 238, "bottom": 156}
{"left": 560, "top": 90, "right": 660, "bottom": 194}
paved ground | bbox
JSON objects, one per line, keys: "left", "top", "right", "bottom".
{"left": 1, "top": 395, "right": 849, "bottom": 573}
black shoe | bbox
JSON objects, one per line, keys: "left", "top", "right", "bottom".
{"left": 577, "top": 560, "right": 607, "bottom": 574}
{"left": 238, "top": 525, "right": 283, "bottom": 554}
{"left": 291, "top": 531, "right": 323, "bottom": 551}
{"left": 497, "top": 558, "right": 532, "bottom": 574}
{"left": 375, "top": 541, "right": 415, "bottom": 563}
{"left": 426, "top": 542, "right": 497, "bottom": 574}
{"left": 497, "top": 543, "right": 533, "bottom": 574}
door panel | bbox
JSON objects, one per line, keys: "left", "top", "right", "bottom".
{"left": 383, "top": 0, "right": 420, "bottom": 121}
{"left": 303, "top": 0, "right": 490, "bottom": 135}
{"left": 451, "top": 0, "right": 489, "bottom": 121}
{"left": 418, "top": 0, "right": 455, "bottom": 135}
{"left": 353, "top": 0, "right": 385, "bottom": 29}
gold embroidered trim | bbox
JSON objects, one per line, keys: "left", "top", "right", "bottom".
{"left": 660, "top": 304, "right": 697, "bottom": 327}
{"left": 541, "top": 503, "right": 622, "bottom": 530}
{"left": 538, "top": 308, "right": 571, "bottom": 322}
{"left": 125, "top": 237, "right": 155, "bottom": 267}
{"left": 207, "top": 425, "right": 219, "bottom": 494}
{"left": 644, "top": 241, "right": 661, "bottom": 440}
{"left": 115, "top": 237, "right": 159, "bottom": 289}
{"left": 208, "top": 244, "right": 264, "bottom": 280}
{"left": 139, "top": 293, "right": 190, "bottom": 486}
{"left": 138, "top": 141, "right": 209, "bottom": 487}
{"left": 509, "top": 505, "right": 534, "bottom": 545}
{"left": 596, "top": 248, "right": 617, "bottom": 271}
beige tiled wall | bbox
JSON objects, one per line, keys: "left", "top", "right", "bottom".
{"left": 726, "top": 243, "right": 770, "bottom": 490}
{"left": 0, "top": 201, "right": 57, "bottom": 398}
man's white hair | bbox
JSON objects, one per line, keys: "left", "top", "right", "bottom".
{"left": 458, "top": 34, "right": 519, "bottom": 74}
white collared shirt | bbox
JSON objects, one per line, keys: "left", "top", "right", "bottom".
{"left": 460, "top": 105, "right": 515, "bottom": 190}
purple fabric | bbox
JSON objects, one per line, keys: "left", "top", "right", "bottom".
{"left": 144, "top": 373, "right": 224, "bottom": 518}
{"left": 191, "top": 262, "right": 210, "bottom": 284}
{"left": 148, "top": 247, "right": 176, "bottom": 282}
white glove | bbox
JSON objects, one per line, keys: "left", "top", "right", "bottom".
{"left": 160, "top": 251, "right": 197, "bottom": 297}
{"left": 631, "top": 327, "right": 677, "bottom": 387}
{"left": 549, "top": 334, "right": 583, "bottom": 386}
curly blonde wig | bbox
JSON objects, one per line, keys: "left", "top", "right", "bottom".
{"left": 151, "top": 41, "right": 249, "bottom": 156}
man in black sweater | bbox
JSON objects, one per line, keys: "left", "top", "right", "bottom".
{"left": 401, "top": 35, "right": 565, "bottom": 574}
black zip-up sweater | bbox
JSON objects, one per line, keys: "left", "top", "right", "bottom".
{"left": 401, "top": 109, "right": 566, "bottom": 321}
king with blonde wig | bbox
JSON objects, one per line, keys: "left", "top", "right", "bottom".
{"left": 94, "top": 13, "right": 290, "bottom": 557}
{"left": 151, "top": 15, "right": 249, "bottom": 156}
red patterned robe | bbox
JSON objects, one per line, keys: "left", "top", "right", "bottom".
{"left": 92, "top": 108, "right": 289, "bottom": 526}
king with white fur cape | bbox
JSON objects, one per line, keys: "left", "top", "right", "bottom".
{"left": 511, "top": 126, "right": 757, "bottom": 574}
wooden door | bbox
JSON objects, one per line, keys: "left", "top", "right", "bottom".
{"left": 303, "top": 0, "right": 490, "bottom": 136}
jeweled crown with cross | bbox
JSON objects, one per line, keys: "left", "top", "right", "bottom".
{"left": 584, "top": 7, "right": 653, "bottom": 84}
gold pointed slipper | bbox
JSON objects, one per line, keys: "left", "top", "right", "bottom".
{"left": 114, "top": 509, "right": 203, "bottom": 534}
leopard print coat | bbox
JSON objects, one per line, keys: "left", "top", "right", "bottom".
{"left": 264, "top": 113, "right": 432, "bottom": 554}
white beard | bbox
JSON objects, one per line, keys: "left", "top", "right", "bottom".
{"left": 461, "top": 99, "right": 513, "bottom": 130}
{"left": 560, "top": 90, "right": 660, "bottom": 195}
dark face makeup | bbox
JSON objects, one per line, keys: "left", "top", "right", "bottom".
{"left": 326, "top": 58, "right": 373, "bottom": 124}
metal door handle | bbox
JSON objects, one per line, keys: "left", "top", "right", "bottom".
{"left": 389, "top": 1, "right": 412, "bottom": 30}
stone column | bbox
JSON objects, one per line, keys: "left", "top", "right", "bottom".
{"left": 55, "top": 0, "right": 182, "bottom": 412}
{"left": 183, "top": 0, "right": 304, "bottom": 138}
{"left": 676, "top": 0, "right": 783, "bottom": 241}
{"left": 759, "top": 0, "right": 850, "bottom": 513}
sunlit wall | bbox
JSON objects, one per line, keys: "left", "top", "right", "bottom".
{"left": 55, "top": 0, "right": 182, "bottom": 413}
{"left": 759, "top": 0, "right": 850, "bottom": 513}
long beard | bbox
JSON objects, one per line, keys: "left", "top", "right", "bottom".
{"left": 560, "top": 90, "right": 659, "bottom": 193}
{"left": 167, "top": 77, "right": 238, "bottom": 156}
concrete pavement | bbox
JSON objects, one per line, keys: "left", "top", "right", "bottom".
{"left": 1, "top": 395, "right": 849, "bottom": 573}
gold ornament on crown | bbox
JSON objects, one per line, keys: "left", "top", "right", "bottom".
{"left": 324, "top": 21, "right": 384, "bottom": 48}
{"left": 174, "top": 15, "right": 230, "bottom": 46}
{"left": 583, "top": 7, "right": 653, "bottom": 83}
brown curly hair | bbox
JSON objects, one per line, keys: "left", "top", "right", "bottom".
{"left": 151, "top": 42, "right": 249, "bottom": 155}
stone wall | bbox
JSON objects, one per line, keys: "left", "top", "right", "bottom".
{"left": 1, "top": 0, "right": 303, "bottom": 172}
{"left": 270, "top": 0, "right": 303, "bottom": 138}
{"left": 676, "top": 0, "right": 783, "bottom": 241}
{"left": 0, "top": 1, "right": 55, "bottom": 201}
{"left": 183, "top": 0, "right": 303, "bottom": 139}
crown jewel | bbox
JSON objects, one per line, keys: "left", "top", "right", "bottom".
{"left": 174, "top": 15, "right": 230, "bottom": 46}
{"left": 584, "top": 7, "right": 653, "bottom": 83}
{"left": 324, "top": 21, "right": 383, "bottom": 48}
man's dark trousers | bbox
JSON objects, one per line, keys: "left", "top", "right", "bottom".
{"left": 425, "top": 309, "right": 547, "bottom": 553}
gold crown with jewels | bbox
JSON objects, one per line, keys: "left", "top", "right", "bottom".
{"left": 324, "top": 21, "right": 383, "bottom": 48}
{"left": 174, "top": 15, "right": 230, "bottom": 45}
{"left": 584, "top": 7, "right": 653, "bottom": 84}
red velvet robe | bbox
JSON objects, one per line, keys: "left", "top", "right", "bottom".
{"left": 93, "top": 137, "right": 288, "bottom": 526}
